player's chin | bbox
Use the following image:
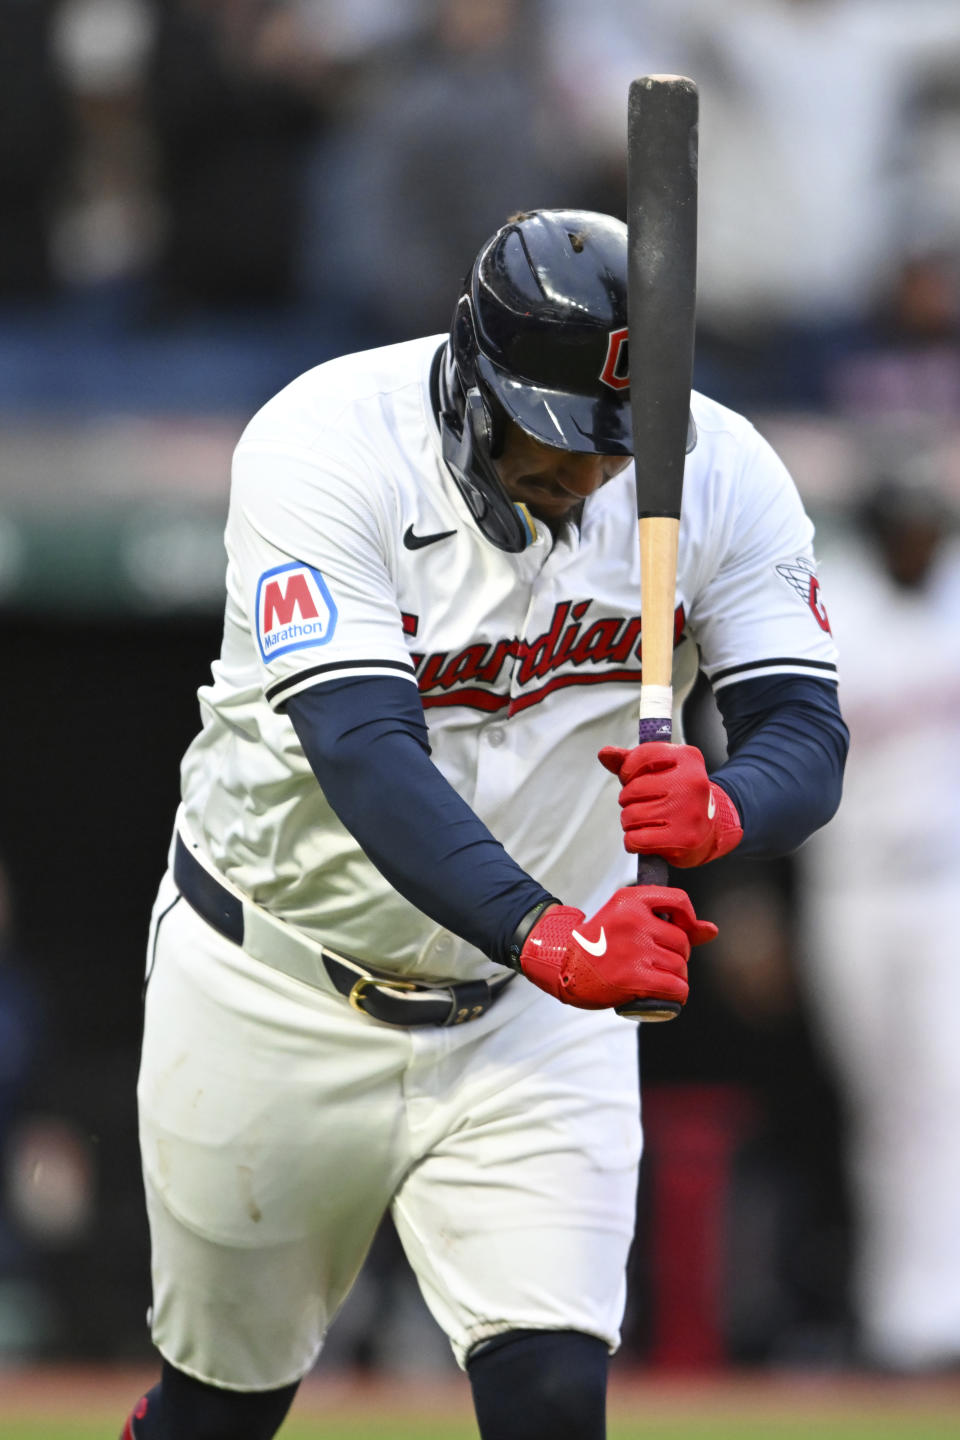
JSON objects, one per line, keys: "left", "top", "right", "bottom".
{"left": 526, "top": 495, "right": 580, "bottom": 521}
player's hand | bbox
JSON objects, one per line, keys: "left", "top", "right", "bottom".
{"left": 517, "top": 887, "right": 717, "bottom": 1012}
{"left": 598, "top": 742, "right": 743, "bottom": 867}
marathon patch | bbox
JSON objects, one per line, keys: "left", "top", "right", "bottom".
{"left": 255, "top": 561, "right": 338, "bottom": 662}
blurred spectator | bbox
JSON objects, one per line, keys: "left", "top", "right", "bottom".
{"left": 0, "top": 859, "right": 50, "bottom": 1356}
{"left": 831, "top": 64, "right": 960, "bottom": 419}
{"left": 0, "top": 868, "right": 40, "bottom": 1185}
{"left": 0, "top": 1, "right": 68, "bottom": 298}
{"left": 797, "top": 463, "right": 960, "bottom": 1371}
{"left": 830, "top": 250, "right": 960, "bottom": 419}
{"left": 287, "top": 0, "right": 429, "bottom": 63}
{"left": 299, "top": 0, "right": 566, "bottom": 340}
{"left": 48, "top": 0, "right": 160, "bottom": 287}
{"left": 145, "top": 0, "right": 322, "bottom": 311}
{"left": 545, "top": 0, "right": 960, "bottom": 409}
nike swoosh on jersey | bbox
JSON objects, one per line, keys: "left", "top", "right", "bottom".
{"left": 571, "top": 927, "right": 607, "bottom": 957}
{"left": 403, "top": 524, "right": 457, "bottom": 550}
{"left": 707, "top": 791, "right": 716, "bottom": 819}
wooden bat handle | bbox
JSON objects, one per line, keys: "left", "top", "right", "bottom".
{"left": 624, "top": 515, "right": 681, "bottom": 1017}
{"left": 637, "top": 516, "right": 680, "bottom": 694}
{"left": 636, "top": 510, "right": 679, "bottom": 890}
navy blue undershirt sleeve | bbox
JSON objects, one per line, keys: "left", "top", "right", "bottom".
{"left": 710, "top": 673, "right": 849, "bottom": 858}
{"left": 285, "top": 676, "right": 553, "bottom": 966}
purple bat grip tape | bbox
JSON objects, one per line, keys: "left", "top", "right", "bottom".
{"left": 636, "top": 714, "right": 671, "bottom": 886}
{"left": 638, "top": 717, "right": 672, "bottom": 743}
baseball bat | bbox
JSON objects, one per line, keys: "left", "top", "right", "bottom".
{"left": 617, "top": 75, "right": 699, "bottom": 1023}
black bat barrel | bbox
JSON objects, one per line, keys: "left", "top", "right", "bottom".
{"left": 627, "top": 75, "right": 699, "bottom": 521}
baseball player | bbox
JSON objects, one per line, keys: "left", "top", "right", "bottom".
{"left": 799, "top": 476, "right": 960, "bottom": 1370}
{"left": 121, "top": 210, "right": 847, "bottom": 1440}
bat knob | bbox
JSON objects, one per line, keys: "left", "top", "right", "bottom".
{"left": 616, "top": 998, "right": 683, "bottom": 1023}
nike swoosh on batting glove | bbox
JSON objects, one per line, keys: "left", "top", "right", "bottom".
{"left": 515, "top": 887, "right": 717, "bottom": 1011}
{"left": 598, "top": 741, "right": 743, "bottom": 867}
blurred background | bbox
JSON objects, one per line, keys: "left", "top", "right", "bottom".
{"left": 2, "top": 0, "right": 960, "bottom": 1386}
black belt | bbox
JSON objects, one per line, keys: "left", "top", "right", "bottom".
{"left": 173, "top": 835, "right": 514, "bottom": 1028}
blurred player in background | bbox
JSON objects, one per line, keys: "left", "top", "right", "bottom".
{"left": 120, "top": 209, "right": 846, "bottom": 1440}
{"left": 799, "top": 465, "right": 960, "bottom": 1372}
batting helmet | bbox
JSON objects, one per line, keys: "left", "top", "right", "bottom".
{"left": 438, "top": 209, "right": 692, "bottom": 551}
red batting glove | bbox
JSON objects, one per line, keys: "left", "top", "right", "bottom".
{"left": 598, "top": 742, "right": 743, "bottom": 867}
{"left": 518, "top": 887, "right": 717, "bottom": 1011}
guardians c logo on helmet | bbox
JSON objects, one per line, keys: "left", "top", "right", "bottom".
{"left": 599, "top": 328, "right": 629, "bottom": 391}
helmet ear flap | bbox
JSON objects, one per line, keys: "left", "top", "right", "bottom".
{"left": 482, "top": 388, "right": 506, "bottom": 458}
{"left": 439, "top": 253, "right": 532, "bottom": 553}
{"left": 451, "top": 292, "right": 478, "bottom": 391}
{"left": 452, "top": 292, "right": 503, "bottom": 454}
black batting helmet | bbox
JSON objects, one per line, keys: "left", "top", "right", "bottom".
{"left": 439, "top": 209, "right": 692, "bottom": 551}
{"left": 454, "top": 208, "right": 634, "bottom": 454}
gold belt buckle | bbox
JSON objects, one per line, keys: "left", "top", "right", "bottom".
{"left": 348, "top": 974, "right": 421, "bottom": 1014}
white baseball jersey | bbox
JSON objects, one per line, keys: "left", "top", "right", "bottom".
{"left": 178, "top": 335, "right": 837, "bottom": 982}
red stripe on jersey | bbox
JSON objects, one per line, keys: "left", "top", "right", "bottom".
{"left": 421, "top": 687, "right": 510, "bottom": 713}
{"left": 418, "top": 669, "right": 645, "bottom": 715}
{"left": 508, "top": 668, "right": 643, "bottom": 715}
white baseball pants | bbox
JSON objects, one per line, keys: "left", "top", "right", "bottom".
{"left": 138, "top": 872, "right": 642, "bottom": 1390}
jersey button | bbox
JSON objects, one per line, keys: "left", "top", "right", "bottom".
{"left": 486, "top": 727, "right": 505, "bottom": 748}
